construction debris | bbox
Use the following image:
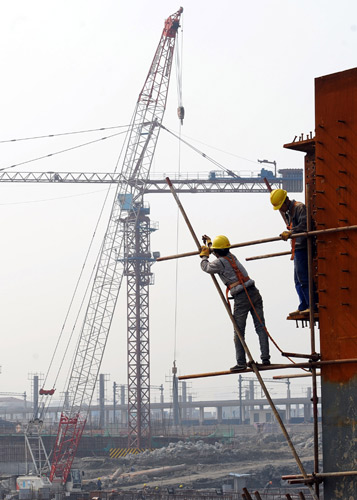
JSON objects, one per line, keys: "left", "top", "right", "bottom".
{"left": 76, "top": 429, "right": 320, "bottom": 491}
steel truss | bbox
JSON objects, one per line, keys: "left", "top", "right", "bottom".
{"left": 24, "top": 418, "right": 51, "bottom": 475}
{"left": 0, "top": 170, "right": 303, "bottom": 193}
{"left": 123, "top": 205, "right": 156, "bottom": 448}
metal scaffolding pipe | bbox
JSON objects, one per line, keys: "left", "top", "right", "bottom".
{"left": 273, "top": 373, "right": 321, "bottom": 380}
{"left": 306, "top": 183, "right": 320, "bottom": 498}
{"left": 283, "top": 471, "right": 357, "bottom": 480}
{"left": 246, "top": 250, "right": 291, "bottom": 261}
{"left": 178, "top": 358, "right": 357, "bottom": 380}
{"left": 157, "top": 225, "right": 357, "bottom": 262}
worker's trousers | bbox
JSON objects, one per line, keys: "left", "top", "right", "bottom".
{"left": 294, "top": 248, "right": 309, "bottom": 311}
{"left": 232, "top": 285, "right": 270, "bottom": 366}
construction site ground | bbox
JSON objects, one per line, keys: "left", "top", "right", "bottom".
{"left": 77, "top": 425, "right": 318, "bottom": 492}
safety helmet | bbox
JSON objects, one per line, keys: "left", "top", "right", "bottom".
{"left": 270, "top": 189, "right": 287, "bottom": 210}
{"left": 211, "top": 235, "right": 231, "bottom": 249}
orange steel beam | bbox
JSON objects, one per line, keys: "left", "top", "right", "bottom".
{"left": 284, "top": 67, "right": 357, "bottom": 500}
{"left": 314, "top": 68, "right": 357, "bottom": 500}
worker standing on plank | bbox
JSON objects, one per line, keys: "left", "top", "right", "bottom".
{"left": 200, "top": 234, "right": 270, "bottom": 371}
{"left": 270, "top": 189, "right": 311, "bottom": 317}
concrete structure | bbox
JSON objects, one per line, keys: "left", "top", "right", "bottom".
{"left": 0, "top": 394, "right": 316, "bottom": 429}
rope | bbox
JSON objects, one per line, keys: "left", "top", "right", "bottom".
{"left": 233, "top": 271, "right": 309, "bottom": 371}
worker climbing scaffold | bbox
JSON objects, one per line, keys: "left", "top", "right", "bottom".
{"left": 199, "top": 234, "right": 270, "bottom": 371}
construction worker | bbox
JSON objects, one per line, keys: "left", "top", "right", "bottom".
{"left": 200, "top": 235, "right": 270, "bottom": 371}
{"left": 270, "top": 189, "right": 311, "bottom": 315}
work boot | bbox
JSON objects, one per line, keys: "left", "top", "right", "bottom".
{"left": 230, "top": 364, "right": 247, "bottom": 372}
{"left": 262, "top": 359, "right": 271, "bottom": 366}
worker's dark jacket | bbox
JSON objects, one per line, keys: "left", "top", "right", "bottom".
{"left": 285, "top": 199, "right": 307, "bottom": 250}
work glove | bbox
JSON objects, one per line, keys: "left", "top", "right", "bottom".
{"left": 202, "top": 234, "right": 212, "bottom": 247}
{"left": 200, "top": 245, "right": 210, "bottom": 258}
{"left": 280, "top": 230, "right": 292, "bottom": 241}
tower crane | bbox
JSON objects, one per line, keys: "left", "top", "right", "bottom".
{"left": 2, "top": 175, "right": 303, "bottom": 455}
{"left": 43, "top": 7, "right": 184, "bottom": 486}
{"left": 3, "top": 169, "right": 302, "bottom": 454}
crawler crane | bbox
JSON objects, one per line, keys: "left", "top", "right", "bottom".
{"left": 18, "top": 7, "right": 183, "bottom": 490}
{"left": 49, "top": 7, "right": 183, "bottom": 486}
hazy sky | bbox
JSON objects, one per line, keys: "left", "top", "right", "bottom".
{"left": 1, "top": 1, "right": 356, "bottom": 406}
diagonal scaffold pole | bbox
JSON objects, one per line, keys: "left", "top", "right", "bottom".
{"left": 164, "top": 176, "right": 319, "bottom": 500}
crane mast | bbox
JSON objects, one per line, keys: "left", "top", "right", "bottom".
{"left": 49, "top": 7, "right": 183, "bottom": 485}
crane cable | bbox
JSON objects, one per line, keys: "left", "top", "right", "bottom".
{"left": 39, "top": 204, "right": 108, "bottom": 418}
{"left": 159, "top": 123, "right": 243, "bottom": 177}
{"left": 172, "top": 18, "right": 184, "bottom": 380}
{"left": 38, "top": 117, "right": 135, "bottom": 415}
{"left": 0, "top": 124, "right": 129, "bottom": 144}
{"left": 0, "top": 129, "right": 129, "bottom": 172}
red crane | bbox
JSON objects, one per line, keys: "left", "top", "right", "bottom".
{"left": 48, "top": 7, "right": 183, "bottom": 485}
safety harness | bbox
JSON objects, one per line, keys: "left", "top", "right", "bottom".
{"left": 223, "top": 254, "right": 250, "bottom": 307}
{"left": 224, "top": 255, "right": 250, "bottom": 289}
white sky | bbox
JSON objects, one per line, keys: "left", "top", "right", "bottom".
{"left": 0, "top": 1, "right": 356, "bottom": 406}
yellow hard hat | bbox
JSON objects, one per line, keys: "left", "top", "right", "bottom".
{"left": 270, "top": 189, "right": 287, "bottom": 210}
{"left": 211, "top": 235, "right": 231, "bottom": 249}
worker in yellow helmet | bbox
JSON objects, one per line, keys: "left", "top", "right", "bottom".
{"left": 200, "top": 235, "right": 270, "bottom": 371}
{"left": 270, "top": 189, "right": 312, "bottom": 316}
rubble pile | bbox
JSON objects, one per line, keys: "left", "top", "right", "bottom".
{"left": 118, "top": 438, "right": 290, "bottom": 468}
{"left": 77, "top": 429, "right": 319, "bottom": 491}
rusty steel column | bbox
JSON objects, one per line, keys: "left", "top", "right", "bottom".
{"left": 314, "top": 67, "right": 357, "bottom": 499}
